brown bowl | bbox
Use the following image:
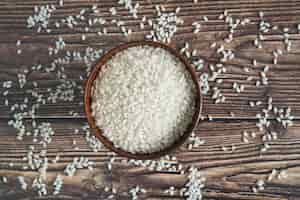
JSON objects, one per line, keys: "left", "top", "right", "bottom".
{"left": 85, "top": 40, "right": 202, "bottom": 160}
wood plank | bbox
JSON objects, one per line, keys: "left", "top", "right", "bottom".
{"left": 0, "top": 0, "right": 300, "bottom": 24}
{"left": 0, "top": 169, "right": 114, "bottom": 200}
{"left": 113, "top": 165, "right": 300, "bottom": 199}
{"left": 1, "top": 119, "right": 299, "bottom": 199}
{"left": 1, "top": 32, "right": 300, "bottom": 118}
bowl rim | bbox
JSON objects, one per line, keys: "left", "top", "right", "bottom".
{"left": 84, "top": 40, "right": 202, "bottom": 160}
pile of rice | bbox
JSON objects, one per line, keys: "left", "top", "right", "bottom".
{"left": 91, "top": 45, "right": 196, "bottom": 154}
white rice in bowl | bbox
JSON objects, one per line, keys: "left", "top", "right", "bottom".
{"left": 91, "top": 45, "right": 196, "bottom": 154}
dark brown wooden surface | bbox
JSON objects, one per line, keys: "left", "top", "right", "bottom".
{"left": 1, "top": 0, "right": 300, "bottom": 199}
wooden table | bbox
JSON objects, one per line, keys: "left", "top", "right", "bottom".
{"left": 1, "top": 0, "right": 300, "bottom": 199}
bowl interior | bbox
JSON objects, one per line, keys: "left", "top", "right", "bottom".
{"left": 85, "top": 41, "right": 202, "bottom": 160}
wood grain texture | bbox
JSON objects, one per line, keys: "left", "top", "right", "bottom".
{"left": 1, "top": 119, "right": 300, "bottom": 199}
{"left": 1, "top": 32, "right": 300, "bottom": 118}
{"left": 1, "top": 0, "right": 300, "bottom": 199}
{"left": 0, "top": 119, "right": 299, "bottom": 169}
{"left": 0, "top": 0, "right": 300, "bottom": 118}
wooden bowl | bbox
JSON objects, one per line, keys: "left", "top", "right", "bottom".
{"left": 85, "top": 41, "right": 202, "bottom": 160}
